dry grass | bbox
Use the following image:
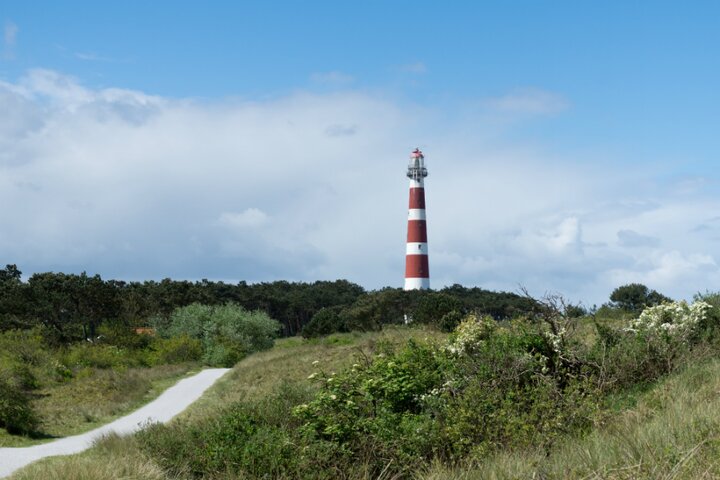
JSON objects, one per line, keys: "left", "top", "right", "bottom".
{"left": 9, "top": 434, "right": 168, "bottom": 480}
{"left": 420, "top": 358, "right": 720, "bottom": 480}
{"left": 178, "top": 326, "right": 446, "bottom": 423}
{"left": 0, "top": 364, "right": 197, "bottom": 448}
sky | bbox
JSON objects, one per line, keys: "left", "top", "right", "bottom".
{"left": 1, "top": 1, "right": 720, "bottom": 306}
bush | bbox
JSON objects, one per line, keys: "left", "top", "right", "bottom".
{"left": 138, "top": 382, "right": 311, "bottom": 478}
{"left": 62, "top": 344, "right": 146, "bottom": 369}
{"left": 0, "top": 372, "right": 40, "bottom": 434}
{"left": 0, "top": 328, "right": 50, "bottom": 366}
{"left": 154, "top": 303, "right": 280, "bottom": 367}
{"left": 293, "top": 318, "right": 596, "bottom": 475}
{"left": 302, "top": 306, "right": 346, "bottom": 338}
{"left": 149, "top": 335, "right": 203, "bottom": 365}
{"left": 412, "top": 292, "right": 463, "bottom": 330}
{"left": 590, "top": 300, "right": 713, "bottom": 392}
{"left": 138, "top": 295, "right": 720, "bottom": 479}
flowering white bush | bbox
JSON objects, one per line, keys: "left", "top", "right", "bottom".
{"left": 627, "top": 300, "right": 711, "bottom": 340}
{"left": 445, "top": 314, "right": 496, "bottom": 355}
{"left": 544, "top": 324, "right": 567, "bottom": 355}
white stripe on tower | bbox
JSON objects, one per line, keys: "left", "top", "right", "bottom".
{"left": 404, "top": 148, "right": 430, "bottom": 290}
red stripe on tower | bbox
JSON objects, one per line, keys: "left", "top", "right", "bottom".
{"left": 404, "top": 148, "right": 430, "bottom": 290}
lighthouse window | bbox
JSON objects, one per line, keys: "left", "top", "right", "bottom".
{"left": 418, "top": 245, "right": 421, "bottom": 250}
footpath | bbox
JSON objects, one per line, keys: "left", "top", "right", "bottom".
{"left": 0, "top": 368, "right": 230, "bottom": 478}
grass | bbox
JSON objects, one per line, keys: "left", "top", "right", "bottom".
{"left": 0, "top": 363, "right": 198, "bottom": 447}
{"left": 10, "top": 325, "right": 720, "bottom": 480}
{"left": 8, "top": 434, "right": 168, "bottom": 480}
{"left": 178, "top": 326, "right": 446, "bottom": 423}
{"left": 421, "top": 357, "right": 720, "bottom": 480}
{"left": 7, "top": 326, "right": 445, "bottom": 479}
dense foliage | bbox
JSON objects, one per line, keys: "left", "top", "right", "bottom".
{"left": 153, "top": 303, "right": 280, "bottom": 367}
{"left": 138, "top": 293, "right": 720, "bottom": 479}
{"left": 1, "top": 264, "right": 540, "bottom": 343}
{"left": 609, "top": 283, "right": 671, "bottom": 313}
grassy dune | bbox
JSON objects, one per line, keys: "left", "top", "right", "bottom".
{"left": 0, "top": 364, "right": 197, "bottom": 448}
{"left": 9, "top": 326, "right": 720, "bottom": 480}
{"left": 422, "top": 357, "right": 720, "bottom": 480}
{"left": 8, "top": 327, "right": 444, "bottom": 479}
{"left": 178, "top": 327, "right": 446, "bottom": 423}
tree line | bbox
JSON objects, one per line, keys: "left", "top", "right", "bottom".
{"left": 0, "top": 264, "right": 543, "bottom": 343}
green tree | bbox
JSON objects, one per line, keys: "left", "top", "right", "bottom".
{"left": 609, "top": 283, "right": 671, "bottom": 313}
{"left": 0, "top": 265, "right": 26, "bottom": 331}
{"left": 413, "top": 292, "right": 463, "bottom": 330}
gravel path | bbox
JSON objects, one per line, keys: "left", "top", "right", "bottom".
{"left": 0, "top": 368, "right": 230, "bottom": 478}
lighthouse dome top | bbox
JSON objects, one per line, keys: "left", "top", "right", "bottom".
{"left": 407, "top": 148, "right": 428, "bottom": 180}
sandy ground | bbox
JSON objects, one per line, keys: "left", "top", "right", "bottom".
{"left": 0, "top": 367, "right": 230, "bottom": 478}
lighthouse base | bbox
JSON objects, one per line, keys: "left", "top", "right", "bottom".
{"left": 404, "top": 277, "right": 430, "bottom": 290}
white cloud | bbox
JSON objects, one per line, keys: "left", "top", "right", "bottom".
{"left": 1, "top": 69, "right": 718, "bottom": 305}
{"left": 74, "top": 52, "right": 119, "bottom": 62}
{"left": 397, "top": 62, "right": 427, "bottom": 74}
{"left": 310, "top": 71, "right": 354, "bottom": 84}
{"left": 483, "top": 88, "right": 569, "bottom": 115}
{"left": 218, "top": 209, "right": 269, "bottom": 229}
{"left": 617, "top": 229, "right": 660, "bottom": 248}
{"left": 3, "top": 21, "right": 18, "bottom": 59}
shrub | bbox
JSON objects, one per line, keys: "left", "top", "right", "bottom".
{"left": 0, "top": 371, "right": 40, "bottom": 434}
{"left": 294, "top": 321, "right": 596, "bottom": 476}
{"left": 437, "top": 309, "right": 463, "bottom": 332}
{"left": 98, "top": 323, "right": 154, "bottom": 350}
{"left": 149, "top": 335, "right": 202, "bottom": 365}
{"left": 62, "top": 344, "right": 145, "bottom": 369}
{"left": 0, "top": 328, "right": 50, "bottom": 366}
{"left": 626, "top": 300, "right": 711, "bottom": 341}
{"left": 590, "top": 300, "right": 713, "bottom": 393}
{"left": 154, "top": 303, "right": 280, "bottom": 367}
{"left": 412, "top": 292, "right": 463, "bottom": 330}
{"left": 302, "top": 306, "right": 346, "bottom": 338}
{"left": 445, "top": 314, "right": 496, "bottom": 355}
{"left": 138, "top": 382, "right": 311, "bottom": 478}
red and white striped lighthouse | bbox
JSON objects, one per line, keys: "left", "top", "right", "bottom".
{"left": 404, "top": 148, "right": 430, "bottom": 290}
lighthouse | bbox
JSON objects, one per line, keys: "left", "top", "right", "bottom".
{"left": 404, "top": 148, "right": 430, "bottom": 290}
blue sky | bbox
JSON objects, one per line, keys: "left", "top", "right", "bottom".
{"left": 2, "top": 1, "right": 720, "bottom": 305}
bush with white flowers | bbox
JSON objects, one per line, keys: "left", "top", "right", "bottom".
{"left": 627, "top": 300, "right": 711, "bottom": 341}
{"left": 445, "top": 314, "right": 496, "bottom": 355}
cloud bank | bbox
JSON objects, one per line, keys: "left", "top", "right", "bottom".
{"left": 1, "top": 69, "right": 718, "bottom": 305}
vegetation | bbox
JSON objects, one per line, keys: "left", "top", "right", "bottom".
{"left": 0, "top": 264, "right": 538, "bottom": 342}
{"left": 152, "top": 303, "right": 280, "bottom": 367}
{"left": 609, "top": 282, "right": 672, "bottom": 313}
{"left": 131, "top": 292, "right": 720, "bottom": 479}
{"left": 7, "top": 266, "right": 719, "bottom": 479}
{"left": 0, "top": 302, "right": 279, "bottom": 445}
{"left": 0, "top": 325, "right": 202, "bottom": 446}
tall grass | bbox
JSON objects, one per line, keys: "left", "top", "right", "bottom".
{"left": 0, "top": 364, "right": 195, "bottom": 447}
{"left": 9, "top": 434, "right": 167, "bottom": 480}
{"left": 422, "top": 357, "right": 720, "bottom": 480}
